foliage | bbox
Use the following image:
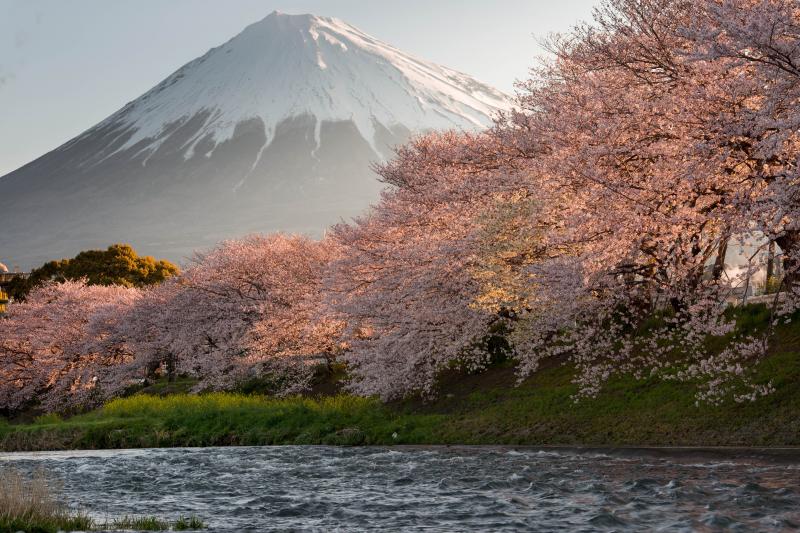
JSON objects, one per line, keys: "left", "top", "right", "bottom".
{"left": 174, "top": 515, "right": 206, "bottom": 531}
{"left": 760, "top": 276, "right": 783, "bottom": 295}
{"left": 2, "top": 310, "right": 800, "bottom": 450}
{"left": 6, "top": 243, "right": 178, "bottom": 301}
{"left": 0, "top": 281, "right": 142, "bottom": 413}
{"left": 327, "top": 133, "right": 535, "bottom": 399}
{"left": 3, "top": 0, "right": 800, "bottom": 412}
{"left": 0, "top": 235, "right": 341, "bottom": 412}
{"left": 0, "top": 467, "right": 94, "bottom": 533}
{"left": 118, "top": 234, "right": 344, "bottom": 393}
{"left": 110, "top": 515, "right": 170, "bottom": 531}
{"left": 326, "top": 0, "right": 800, "bottom": 403}
{"left": 0, "top": 465, "right": 205, "bottom": 532}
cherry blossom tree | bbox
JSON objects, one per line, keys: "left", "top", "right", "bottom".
{"left": 0, "top": 280, "right": 141, "bottom": 412}
{"left": 5, "top": 0, "right": 799, "bottom": 411}
{"left": 0, "top": 235, "right": 344, "bottom": 413}
{"left": 327, "top": 132, "right": 542, "bottom": 399}
{"left": 120, "top": 234, "right": 343, "bottom": 393}
{"left": 330, "top": 0, "right": 799, "bottom": 403}
{"left": 689, "top": 0, "right": 800, "bottom": 286}
{"left": 492, "top": 0, "right": 799, "bottom": 403}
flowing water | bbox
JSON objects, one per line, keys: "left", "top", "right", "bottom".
{"left": 1, "top": 446, "right": 799, "bottom": 531}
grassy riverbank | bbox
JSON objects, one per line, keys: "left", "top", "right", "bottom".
{"left": 0, "top": 466, "right": 204, "bottom": 533}
{"left": 0, "top": 468, "right": 93, "bottom": 533}
{"left": 2, "top": 305, "right": 800, "bottom": 451}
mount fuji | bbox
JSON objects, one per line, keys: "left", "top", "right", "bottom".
{"left": 0, "top": 12, "right": 510, "bottom": 268}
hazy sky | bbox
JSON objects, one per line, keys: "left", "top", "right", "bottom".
{"left": 0, "top": 1, "right": 598, "bottom": 176}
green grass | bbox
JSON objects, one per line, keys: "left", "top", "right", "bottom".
{"left": 2, "top": 305, "right": 800, "bottom": 451}
{"left": 0, "top": 513, "right": 94, "bottom": 533}
{"left": 0, "top": 466, "right": 95, "bottom": 533}
{"left": 107, "top": 514, "right": 204, "bottom": 531}
{"left": 0, "top": 514, "right": 207, "bottom": 533}
{"left": 173, "top": 515, "right": 206, "bottom": 531}
{"left": 110, "top": 515, "right": 169, "bottom": 531}
{"left": 0, "top": 464, "right": 205, "bottom": 533}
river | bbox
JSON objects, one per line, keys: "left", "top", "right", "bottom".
{"left": 2, "top": 446, "right": 799, "bottom": 531}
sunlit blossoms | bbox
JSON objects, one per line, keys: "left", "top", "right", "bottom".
{"left": 120, "top": 234, "right": 344, "bottom": 393}
{"left": 327, "top": 132, "right": 537, "bottom": 399}
{"left": 327, "top": 0, "right": 800, "bottom": 402}
{"left": 0, "top": 281, "right": 141, "bottom": 411}
{"left": 2, "top": 0, "right": 798, "bottom": 412}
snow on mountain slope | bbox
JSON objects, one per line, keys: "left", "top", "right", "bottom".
{"left": 91, "top": 12, "right": 508, "bottom": 166}
{"left": 0, "top": 11, "right": 511, "bottom": 269}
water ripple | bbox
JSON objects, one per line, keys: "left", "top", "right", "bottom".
{"left": 0, "top": 446, "right": 799, "bottom": 531}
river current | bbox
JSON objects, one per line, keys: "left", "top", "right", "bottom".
{"left": 1, "top": 446, "right": 799, "bottom": 531}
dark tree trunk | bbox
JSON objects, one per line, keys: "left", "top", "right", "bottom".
{"left": 766, "top": 240, "right": 776, "bottom": 282}
{"left": 166, "top": 352, "right": 176, "bottom": 383}
{"left": 776, "top": 232, "right": 800, "bottom": 290}
{"left": 712, "top": 236, "right": 729, "bottom": 281}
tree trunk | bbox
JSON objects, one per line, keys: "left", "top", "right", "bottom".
{"left": 776, "top": 232, "right": 800, "bottom": 291}
{"left": 766, "top": 240, "right": 776, "bottom": 283}
{"left": 166, "top": 352, "right": 176, "bottom": 383}
{"left": 712, "top": 236, "right": 729, "bottom": 281}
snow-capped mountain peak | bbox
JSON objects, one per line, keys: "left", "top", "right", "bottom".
{"left": 99, "top": 11, "right": 510, "bottom": 163}
{"left": 0, "top": 12, "right": 510, "bottom": 269}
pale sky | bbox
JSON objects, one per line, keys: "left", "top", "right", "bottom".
{"left": 0, "top": 1, "right": 598, "bottom": 177}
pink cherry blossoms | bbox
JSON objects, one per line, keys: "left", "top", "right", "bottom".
{"left": 2, "top": 0, "right": 799, "bottom": 412}
{"left": 118, "top": 234, "right": 343, "bottom": 394}
{"left": 329, "top": 0, "right": 800, "bottom": 403}
{"left": 0, "top": 281, "right": 141, "bottom": 412}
